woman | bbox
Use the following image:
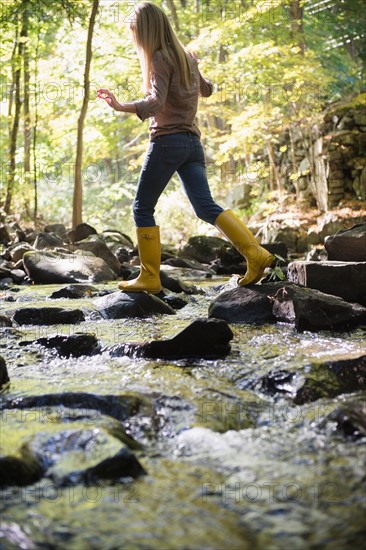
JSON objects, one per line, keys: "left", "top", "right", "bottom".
{"left": 98, "top": 1, "right": 273, "bottom": 293}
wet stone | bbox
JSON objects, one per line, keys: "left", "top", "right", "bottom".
{"left": 0, "top": 355, "right": 10, "bottom": 388}
{"left": 36, "top": 333, "right": 100, "bottom": 357}
{"left": 325, "top": 223, "right": 366, "bottom": 262}
{"left": 49, "top": 284, "right": 98, "bottom": 299}
{"left": 209, "top": 282, "right": 284, "bottom": 324}
{"left": 12, "top": 307, "right": 85, "bottom": 326}
{"left": 109, "top": 318, "right": 233, "bottom": 360}
{"left": 271, "top": 283, "right": 366, "bottom": 331}
{"left": 94, "top": 291, "right": 176, "bottom": 319}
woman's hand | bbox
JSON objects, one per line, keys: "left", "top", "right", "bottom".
{"left": 97, "top": 88, "right": 121, "bottom": 111}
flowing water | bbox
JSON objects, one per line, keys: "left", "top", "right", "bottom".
{"left": 0, "top": 278, "right": 365, "bottom": 550}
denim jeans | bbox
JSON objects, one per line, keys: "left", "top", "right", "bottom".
{"left": 133, "top": 132, "right": 224, "bottom": 227}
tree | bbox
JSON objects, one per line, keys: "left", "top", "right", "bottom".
{"left": 72, "top": 0, "right": 99, "bottom": 229}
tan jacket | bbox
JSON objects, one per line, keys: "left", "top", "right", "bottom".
{"left": 134, "top": 50, "right": 213, "bottom": 139}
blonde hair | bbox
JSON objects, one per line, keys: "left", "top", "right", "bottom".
{"left": 129, "top": 2, "right": 192, "bottom": 93}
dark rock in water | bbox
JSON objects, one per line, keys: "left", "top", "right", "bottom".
{"left": 287, "top": 260, "right": 366, "bottom": 306}
{"left": 33, "top": 231, "right": 64, "bottom": 249}
{"left": 160, "top": 270, "right": 202, "bottom": 295}
{"left": 36, "top": 333, "right": 100, "bottom": 357}
{"left": 0, "top": 355, "right": 10, "bottom": 388}
{"left": 110, "top": 318, "right": 233, "bottom": 360}
{"left": 0, "top": 314, "right": 12, "bottom": 327}
{"left": 10, "top": 268, "right": 26, "bottom": 284}
{"left": 79, "top": 448, "right": 146, "bottom": 483}
{"left": 0, "top": 392, "right": 148, "bottom": 422}
{"left": 94, "top": 291, "right": 175, "bottom": 319}
{"left": 209, "top": 282, "right": 284, "bottom": 323}
{"left": 49, "top": 284, "right": 97, "bottom": 299}
{"left": 324, "top": 400, "right": 366, "bottom": 439}
{"left": 325, "top": 223, "right": 366, "bottom": 261}
{"left": 271, "top": 283, "right": 366, "bottom": 332}
{"left": 259, "top": 370, "right": 298, "bottom": 397}
{"left": 294, "top": 355, "right": 366, "bottom": 404}
{"left": 0, "top": 444, "right": 44, "bottom": 486}
{"left": 67, "top": 222, "right": 97, "bottom": 243}
{"left": 23, "top": 250, "right": 116, "bottom": 283}
{"left": 161, "top": 293, "right": 189, "bottom": 310}
{"left": 13, "top": 307, "right": 85, "bottom": 326}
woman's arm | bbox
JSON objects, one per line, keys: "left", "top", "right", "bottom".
{"left": 97, "top": 89, "right": 137, "bottom": 113}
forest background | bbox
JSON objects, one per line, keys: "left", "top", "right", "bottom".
{"left": 0, "top": 0, "right": 365, "bottom": 246}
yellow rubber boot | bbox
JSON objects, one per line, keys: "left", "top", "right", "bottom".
{"left": 118, "top": 226, "right": 161, "bottom": 293}
{"left": 215, "top": 209, "right": 274, "bottom": 286}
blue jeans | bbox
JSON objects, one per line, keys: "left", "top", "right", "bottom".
{"left": 133, "top": 132, "right": 224, "bottom": 227}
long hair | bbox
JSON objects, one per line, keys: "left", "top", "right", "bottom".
{"left": 129, "top": 2, "right": 192, "bottom": 93}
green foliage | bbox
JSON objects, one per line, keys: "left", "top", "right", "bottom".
{"left": 0, "top": 0, "right": 364, "bottom": 234}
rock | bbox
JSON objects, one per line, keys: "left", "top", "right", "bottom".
{"left": 7, "top": 242, "right": 34, "bottom": 263}
{"left": 12, "top": 307, "right": 85, "bottom": 326}
{"left": 0, "top": 225, "right": 11, "bottom": 245}
{"left": 162, "top": 256, "right": 214, "bottom": 272}
{"left": 209, "top": 282, "right": 285, "bottom": 323}
{"left": 94, "top": 291, "right": 175, "bottom": 319}
{"left": 36, "top": 333, "right": 100, "bottom": 357}
{"left": 0, "top": 392, "right": 148, "bottom": 422}
{"left": 69, "top": 237, "right": 121, "bottom": 275}
{"left": 49, "top": 284, "right": 97, "bottom": 299}
{"left": 294, "top": 355, "right": 366, "bottom": 404}
{"left": 99, "top": 230, "right": 134, "bottom": 250}
{"left": 325, "top": 400, "right": 366, "bottom": 439}
{"left": 23, "top": 250, "right": 116, "bottom": 283}
{"left": 76, "top": 447, "right": 146, "bottom": 484}
{"left": 287, "top": 260, "right": 366, "bottom": 306}
{"left": 325, "top": 223, "right": 366, "bottom": 261}
{"left": 160, "top": 270, "right": 202, "bottom": 294}
{"left": 179, "top": 236, "right": 234, "bottom": 264}
{"left": 0, "top": 356, "right": 9, "bottom": 388}
{"left": 33, "top": 231, "right": 64, "bottom": 249}
{"left": 67, "top": 223, "right": 97, "bottom": 243}
{"left": 110, "top": 318, "right": 233, "bottom": 360}
{"left": 161, "top": 294, "right": 189, "bottom": 310}
{"left": 10, "top": 268, "right": 26, "bottom": 284}
{"left": 0, "top": 314, "right": 12, "bottom": 327}
{"left": 44, "top": 223, "right": 68, "bottom": 240}
{"left": 0, "top": 444, "right": 44, "bottom": 486}
{"left": 271, "top": 283, "right": 366, "bottom": 332}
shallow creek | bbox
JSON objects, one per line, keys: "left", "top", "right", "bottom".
{"left": 0, "top": 277, "right": 365, "bottom": 550}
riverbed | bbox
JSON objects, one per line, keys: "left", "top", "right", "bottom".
{"left": 1, "top": 277, "right": 365, "bottom": 550}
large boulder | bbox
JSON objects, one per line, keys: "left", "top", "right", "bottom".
{"left": 325, "top": 223, "right": 366, "bottom": 261}
{"left": 209, "top": 282, "right": 285, "bottom": 323}
{"left": 110, "top": 318, "right": 233, "bottom": 359}
{"left": 68, "top": 237, "right": 121, "bottom": 275}
{"left": 94, "top": 291, "right": 176, "bottom": 319}
{"left": 23, "top": 250, "right": 116, "bottom": 283}
{"left": 287, "top": 260, "right": 366, "bottom": 306}
{"left": 271, "top": 283, "right": 366, "bottom": 332}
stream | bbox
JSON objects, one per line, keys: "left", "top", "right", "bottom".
{"left": 1, "top": 275, "right": 365, "bottom": 550}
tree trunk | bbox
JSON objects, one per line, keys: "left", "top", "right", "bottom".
{"left": 33, "top": 31, "right": 40, "bottom": 223}
{"left": 8, "top": 28, "right": 19, "bottom": 139}
{"left": 166, "top": 0, "right": 179, "bottom": 30}
{"left": 5, "top": 20, "right": 24, "bottom": 214}
{"left": 22, "top": 0, "right": 31, "bottom": 217}
{"left": 72, "top": 0, "right": 99, "bottom": 229}
{"left": 287, "top": 0, "right": 306, "bottom": 55}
